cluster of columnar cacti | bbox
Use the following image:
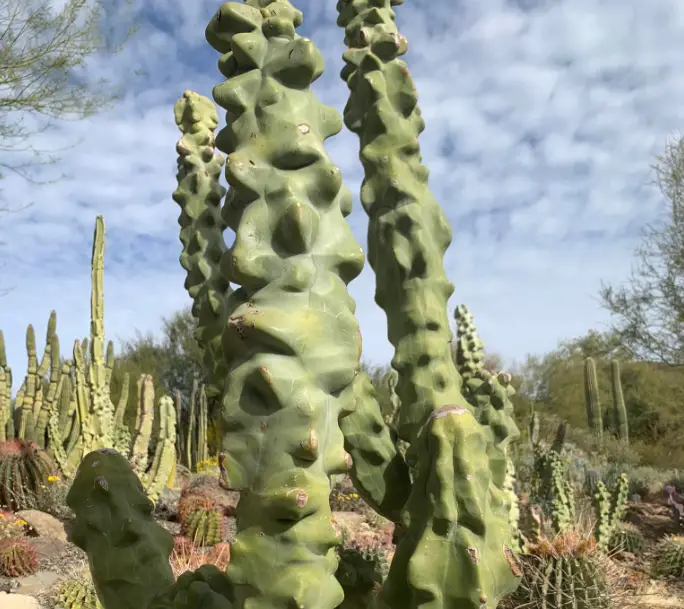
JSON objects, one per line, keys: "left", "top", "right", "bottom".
{"left": 0, "top": 218, "right": 176, "bottom": 502}
{"left": 65, "top": 2, "right": 528, "bottom": 609}
{"left": 593, "top": 473, "right": 629, "bottom": 550}
{"left": 174, "top": 381, "right": 209, "bottom": 472}
{"left": 583, "top": 356, "right": 629, "bottom": 445}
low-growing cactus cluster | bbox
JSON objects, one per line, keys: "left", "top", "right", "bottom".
{"left": 56, "top": 576, "right": 104, "bottom": 609}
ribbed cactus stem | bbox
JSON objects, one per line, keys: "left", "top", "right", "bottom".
{"left": 130, "top": 375, "right": 154, "bottom": 475}
{"left": 583, "top": 357, "right": 603, "bottom": 444}
{"left": 611, "top": 360, "right": 629, "bottom": 444}
{"left": 186, "top": 380, "right": 197, "bottom": 470}
{"left": 197, "top": 385, "right": 208, "bottom": 464}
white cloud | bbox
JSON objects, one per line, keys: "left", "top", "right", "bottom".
{"left": 1, "top": 0, "right": 682, "bottom": 385}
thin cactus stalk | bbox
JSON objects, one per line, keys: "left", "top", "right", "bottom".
{"left": 610, "top": 360, "right": 629, "bottom": 445}
{"left": 583, "top": 357, "right": 603, "bottom": 445}
{"left": 0, "top": 332, "right": 12, "bottom": 442}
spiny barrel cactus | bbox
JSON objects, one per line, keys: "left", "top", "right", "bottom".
{"left": 0, "top": 536, "right": 39, "bottom": 577}
{"left": 0, "top": 439, "right": 56, "bottom": 510}
{"left": 181, "top": 507, "right": 224, "bottom": 547}
{"left": 653, "top": 535, "right": 684, "bottom": 578}
{"left": 56, "top": 576, "right": 104, "bottom": 609}
{"left": 608, "top": 522, "right": 644, "bottom": 555}
{"left": 66, "top": 2, "right": 525, "bottom": 609}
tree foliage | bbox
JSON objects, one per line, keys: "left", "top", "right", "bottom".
{"left": 0, "top": 0, "right": 138, "bottom": 188}
{"left": 600, "top": 136, "right": 684, "bottom": 364}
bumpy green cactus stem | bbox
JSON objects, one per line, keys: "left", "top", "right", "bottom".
{"left": 204, "top": 2, "right": 374, "bottom": 607}
{"left": 173, "top": 90, "right": 232, "bottom": 401}
{"left": 66, "top": 449, "right": 175, "bottom": 609}
{"left": 583, "top": 357, "right": 603, "bottom": 445}
{"left": 610, "top": 360, "right": 629, "bottom": 444}
{"left": 338, "top": 1, "right": 521, "bottom": 607}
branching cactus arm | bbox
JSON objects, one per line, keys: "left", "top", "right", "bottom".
{"left": 337, "top": 1, "right": 522, "bottom": 607}
{"left": 66, "top": 449, "right": 176, "bottom": 609}
{"left": 340, "top": 371, "right": 411, "bottom": 523}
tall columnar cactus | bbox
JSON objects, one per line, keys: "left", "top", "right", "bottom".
{"left": 0, "top": 217, "right": 175, "bottom": 502}
{"left": 583, "top": 357, "right": 603, "bottom": 444}
{"left": 172, "top": 90, "right": 232, "bottom": 401}
{"left": 610, "top": 360, "right": 629, "bottom": 445}
{"left": 338, "top": 1, "right": 521, "bottom": 606}
{"left": 175, "top": 381, "right": 209, "bottom": 472}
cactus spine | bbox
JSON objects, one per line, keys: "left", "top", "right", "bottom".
{"left": 611, "top": 360, "right": 629, "bottom": 444}
{"left": 583, "top": 357, "right": 603, "bottom": 444}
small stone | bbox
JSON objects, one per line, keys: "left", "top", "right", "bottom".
{"left": 0, "top": 591, "right": 41, "bottom": 609}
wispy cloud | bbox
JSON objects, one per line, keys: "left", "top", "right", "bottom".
{"left": 1, "top": 0, "right": 682, "bottom": 380}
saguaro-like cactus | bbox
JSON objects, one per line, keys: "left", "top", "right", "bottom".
{"left": 611, "top": 360, "right": 629, "bottom": 444}
{"left": 583, "top": 357, "right": 603, "bottom": 444}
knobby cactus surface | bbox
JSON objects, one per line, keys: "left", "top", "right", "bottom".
{"left": 67, "top": 2, "right": 523, "bottom": 609}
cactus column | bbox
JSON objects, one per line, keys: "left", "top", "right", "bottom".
{"left": 337, "top": 1, "right": 522, "bottom": 608}
{"left": 611, "top": 360, "right": 629, "bottom": 444}
{"left": 583, "top": 357, "right": 603, "bottom": 445}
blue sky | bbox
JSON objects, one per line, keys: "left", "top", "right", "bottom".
{"left": 1, "top": 0, "right": 683, "bottom": 382}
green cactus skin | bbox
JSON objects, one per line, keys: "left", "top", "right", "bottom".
{"left": 529, "top": 411, "right": 540, "bottom": 447}
{"left": 337, "top": 1, "right": 522, "bottom": 606}
{"left": 57, "top": 577, "right": 104, "bottom": 609}
{"left": 593, "top": 473, "right": 628, "bottom": 550}
{"left": 339, "top": 372, "right": 411, "bottom": 524}
{"left": 583, "top": 357, "right": 603, "bottom": 444}
{"left": 608, "top": 522, "right": 644, "bottom": 555}
{"left": 610, "top": 360, "right": 629, "bottom": 445}
{"left": 173, "top": 90, "right": 232, "bottom": 401}
{"left": 177, "top": 381, "right": 210, "bottom": 472}
{"left": 204, "top": 2, "right": 372, "bottom": 607}
{"left": 66, "top": 449, "right": 175, "bottom": 609}
{"left": 148, "top": 564, "right": 234, "bottom": 609}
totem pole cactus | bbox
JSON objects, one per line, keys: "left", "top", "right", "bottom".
{"left": 583, "top": 357, "right": 603, "bottom": 445}
{"left": 611, "top": 360, "right": 629, "bottom": 445}
{"left": 67, "top": 2, "right": 523, "bottom": 609}
{"left": 175, "top": 381, "right": 209, "bottom": 471}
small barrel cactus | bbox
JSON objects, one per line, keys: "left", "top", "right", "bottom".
{"left": 0, "top": 536, "right": 39, "bottom": 577}
{"left": 0, "top": 439, "right": 56, "bottom": 510}
{"left": 181, "top": 507, "right": 224, "bottom": 547}
{"left": 505, "top": 531, "right": 610, "bottom": 609}
{"left": 653, "top": 535, "right": 684, "bottom": 578}
{"left": 56, "top": 576, "right": 104, "bottom": 609}
{"left": 177, "top": 490, "right": 217, "bottom": 524}
{"left": 608, "top": 522, "right": 645, "bottom": 555}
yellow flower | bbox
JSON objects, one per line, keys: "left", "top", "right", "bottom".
{"left": 0, "top": 514, "right": 4, "bottom": 519}
{"left": 47, "top": 475, "right": 61, "bottom": 483}
{"left": 15, "top": 519, "right": 26, "bottom": 526}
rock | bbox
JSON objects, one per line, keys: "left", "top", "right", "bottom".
{"left": 0, "top": 592, "right": 41, "bottom": 609}
{"left": 181, "top": 474, "right": 240, "bottom": 517}
{"left": 155, "top": 488, "right": 181, "bottom": 521}
{"left": 15, "top": 571, "right": 59, "bottom": 596}
{"left": 15, "top": 510, "right": 68, "bottom": 543}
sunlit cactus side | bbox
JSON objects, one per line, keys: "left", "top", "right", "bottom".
{"left": 181, "top": 507, "right": 224, "bottom": 547}
{"left": 583, "top": 357, "right": 603, "bottom": 445}
{"left": 610, "top": 360, "right": 629, "bottom": 445}
{"left": 338, "top": 0, "right": 522, "bottom": 607}
{"left": 172, "top": 89, "right": 232, "bottom": 402}
{"left": 0, "top": 332, "right": 13, "bottom": 441}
